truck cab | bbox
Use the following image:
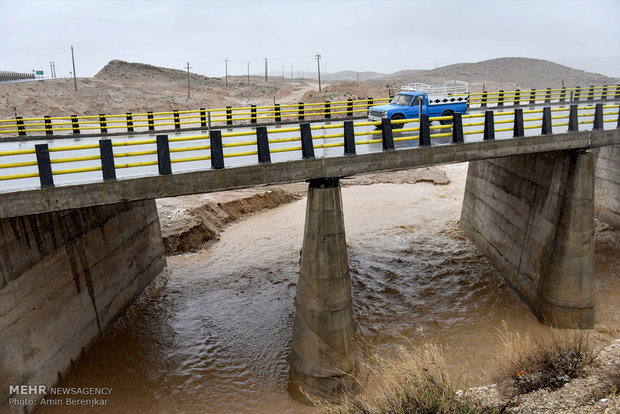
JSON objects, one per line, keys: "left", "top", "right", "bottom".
{"left": 368, "top": 81, "right": 469, "bottom": 129}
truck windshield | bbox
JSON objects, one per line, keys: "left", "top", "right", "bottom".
{"left": 390, "top": 94, "right": 413, "bottom": 105}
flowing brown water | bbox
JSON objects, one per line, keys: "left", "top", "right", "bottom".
{"left": 37, "top": 164, "right": 620, "bottom": 414}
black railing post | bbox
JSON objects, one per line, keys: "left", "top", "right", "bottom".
{"left": 343, "top": 120, "right": 356, "bottom": 154}
{"left": 324, "top": 101, "right": 331, "bottom": 119}
{"left": 545, "top": 88, "right": 551, "bottom": 103}
{"left": 483, "top": 111, "right": 495, "bottom": 140}
{"left": 71, "top": 115, "right": 80, "bottom": 134}
{"left": 574, "top": 86, "right": 581, "bottom": 102}
{"left": 44, "top": 116, "right": 53, "bottom": 135}
{"left": 35, "top": 144, "right": 54, "bottom": 187}
{"left": 367, "top": 97, "right": 374, "bottom": 108}
{"left": 568, "top": 104, "right": 578, "bottom": 132}
{"left": 587, "top": 85, "right": 594, "bottom": 101}
{"left": 16, "top": 116, "right": 26, "bottom": 136}
{"left": 542, "top": 107, "right": 552, "bottom": 134}
{"left": 226, "top": 106, "right": 232, "bottom": 125}
{"left": 173, "top": 110, "right": 181, "bottom": 130}
{"left": 481, "top": 91, "right": 487, "bottom": 108}
{"left": 126, "top": 112, "right": 134, "bottom": 132}
{"left": 498, "top": 90, "right": 504, "bottom": 107}
{"left": 147, "top": 112, "right": 154, "bottom": 131}
{"left": 601, "top": 85, "right": 608, "bottom": 101}
{"left": 210, "top": 130, "right": 224, "bottom": 169}
{"left": 99, "top": 139, "right": 116, "bottom": 180}
{"left": 560, "top": 87, "right": 566, "bottom": 103}
{"left": 275, "top": 104, "right": 281, "bottom": 123}
{"left": 529, "top": 89, "right": 536, "bottom": 105}
{"left": 419, "top": 114, "right": 431, "bottom": 146}
{"left": 614, "top": 84, "right": 620, "bottom": 100}
{"left": 513, "top": 108, "right": 524, "bottom": 137}
{"left": 156, "top": 134, "right": 172, "bottom": 175}
{"left": 514, "top": 89, "right": 521, "bottom": 106}
{"left": 451, "top": 112, "right": 463, "bottom": 143}
{"left": 300, "top": 123, "right": 315, "bottom": 158}
{"left": 251, "top": 105, "right": 257, "bottom": 124}
{"left": 380, "top": 118, "right": 394, "bottom": 150}
{"left": 298, "top": 102, "right": 304, "bottom": 120}
{"left": 347, "top": 98, "right": 353, "bottom": 117}
{"left": 99, "top": 114, "right": 108, "bottom": 134}
{"left": 593, "top": 103, "right": 604, "bottom": 130}
{"left": 200, "top": 108, "right": 207, "bottom": 128}
{"left": 256, "top": 126, "right": 271, "bottom": 163}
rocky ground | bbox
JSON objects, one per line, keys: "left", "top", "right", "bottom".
{"left": 468, "top": 339, "right": 620, "bottom": 413}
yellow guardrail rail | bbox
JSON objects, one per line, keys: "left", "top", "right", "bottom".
{"left": 1, "top": 102, "right": 618, "bottom": 189}
{"left": 0, "top": 97, "right": 392, "bottom": 137}
{"left": 2, "top": 84, "right": 618, "bottom": 138}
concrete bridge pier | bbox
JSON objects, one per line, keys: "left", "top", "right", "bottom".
{"left": 461, "top": 149, "right": 595, "bottom": 328}
{"left": 288, "top": 178, "right": 356, "bottom": 402}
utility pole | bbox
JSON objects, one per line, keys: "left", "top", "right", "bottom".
{"left": 247, "top": 61, "right": 250, "bottom": 84}
{"left": 225, "top": 58, "right": 228, "bottom": 87}
{"left": 186, "top": 62, "right": 191, "bottom": 99}
{"left": 71, "top": 46, "right": 77, "bottom": 91}
{"left": 315, "top": 53, "right": 322, "bottom": 92}
{"left": 264, "top": 58, "right": 268, "bottom": 82}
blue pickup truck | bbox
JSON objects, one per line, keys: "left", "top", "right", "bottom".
{"left": 368, "top": 81, "right": 469, "bottom": 128}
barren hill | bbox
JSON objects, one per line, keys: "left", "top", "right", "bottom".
{"left": 1, "top": 57, "right": 617, "bottom": 119}
{"left": 373, "top": 57, "right": 619, "bottom": 92}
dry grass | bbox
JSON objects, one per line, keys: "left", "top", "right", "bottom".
{"left": 314, "top": 342, "right": 493, "bottom": 414}
{"left": 496, "top": 323, "right": 598, "bottom": 396}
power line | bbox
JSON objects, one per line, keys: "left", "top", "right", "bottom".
{"left": 71, "top": 46, "right": 77, "bottom": 91}
{"left": 186, "top": 62, "right": 192, "bottom": 99}
{"left": 315, "top": 53, "right": 322, "bottom": 92}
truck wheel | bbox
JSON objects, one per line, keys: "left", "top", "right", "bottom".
{"left": 391, "top": 114, "right": 404, "bottom": 129}
{"left": 440, "top": 110, "right": 454, "bottom": 125}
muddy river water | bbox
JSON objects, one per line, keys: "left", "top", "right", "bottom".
{"left": 37, "top": 163, "right": 619, "bottom": 414}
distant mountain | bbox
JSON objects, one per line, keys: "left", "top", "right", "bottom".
{"left": 371, "top": 57, "right": 619, "bottom": 90}
{"left": 326, "top": 70, "right": 389, "bottom": 81}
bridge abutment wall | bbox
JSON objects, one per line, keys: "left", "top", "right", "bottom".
{"left": 593, "top": 145, "right": 620, "bottom": 227}
{"left": 0, "top": 199, "right": 166, "bottom": 413}
{"left": 460, "top": 150, "right": 595, "bottom": 328}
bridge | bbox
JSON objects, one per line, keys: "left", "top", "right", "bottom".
{"left": 1, "top": 90, "right": 619, "bottom": 409}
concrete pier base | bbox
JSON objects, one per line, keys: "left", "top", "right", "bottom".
{"left": 289, "top": 178, "right": 356, "bottom": 403}
{"left": 461, "top": 150, "right": 595, "bottom": 328}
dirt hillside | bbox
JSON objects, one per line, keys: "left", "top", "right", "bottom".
{"left": 1, "top": 57, "right": 617, "bottom": 119}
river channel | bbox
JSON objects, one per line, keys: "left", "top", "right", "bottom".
{"left": 37, "top": 163, "right": 620, "bottom": 414}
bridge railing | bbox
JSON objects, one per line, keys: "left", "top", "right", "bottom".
{"left": 0, "top": 97, "right": 391, "bottom": 138}
{"left": 468, "top": 85, "right": 620, "bottom": 108}
{"left": 2, "top": 85, "right": 618, "bottom": 138}
{"left": 1, "top": 102, "right": 618, "bottom": 192}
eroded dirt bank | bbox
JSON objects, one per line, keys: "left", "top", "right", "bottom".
{"left": 156, "top": 167, "right": 451, "bottom": 255}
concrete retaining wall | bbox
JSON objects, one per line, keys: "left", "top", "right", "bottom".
{"left": 460, "top": 150, "right": 595, "bottom": 328}
{"left": 593, "top": 145, "right": 620, "bottom": 227}
{"left": 0, "top": 200, "right": 166, "bottom": 413}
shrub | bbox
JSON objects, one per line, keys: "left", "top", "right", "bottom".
{"left": 314, "top": 342, "right": 493, "bottom": 414}
{"left": 497, "top": 324, "right": 597, "bottom": 395}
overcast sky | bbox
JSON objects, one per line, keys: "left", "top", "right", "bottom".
{"left": 1, "top": 0, "right": 619, "bottom": 79}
